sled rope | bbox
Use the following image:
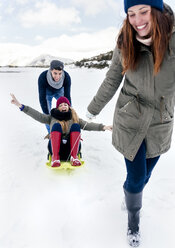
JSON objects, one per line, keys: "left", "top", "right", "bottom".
{"left": 66, "top": 122, "right": 88, "bottom": 162}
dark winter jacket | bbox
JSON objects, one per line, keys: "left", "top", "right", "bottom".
{"left": 22, "top": 105, "right": 105, "bottom": 134}
{"left": 88, "top": 6, "right": 175, "bottom": 161}
{"left": 38, "top": 70, "right": 71, "bottom": 114}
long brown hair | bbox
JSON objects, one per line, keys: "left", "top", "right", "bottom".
{"left": 57, "top": 107, "right": 79, "bottom": 133}
{"left": 117, "top": 4, "right": 174, "bottom": 75}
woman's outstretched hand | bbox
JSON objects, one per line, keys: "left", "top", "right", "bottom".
{"left": 10, "top": 93, "right": 22, "bottom": 108}
{"left": 103, "top": 125, "right": 113, "bottom": 131}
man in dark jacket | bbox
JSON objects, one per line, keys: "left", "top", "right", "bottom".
{"left": 38, "top": 60, "right": 72, "bottom": 134}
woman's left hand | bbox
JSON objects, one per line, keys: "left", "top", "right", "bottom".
{"left": 103, "top": 125, "right": 113, "bottom": 131}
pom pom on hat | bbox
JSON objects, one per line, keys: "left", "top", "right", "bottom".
{"left": 124, "top": 0, "right": 163, "bottom": 13}
{"left": 56, "top": 96, "right": 71, "bottom": 108}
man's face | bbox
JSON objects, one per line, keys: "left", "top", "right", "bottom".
{"left": 51, "top": 69, "right": 63, "bottom": 82}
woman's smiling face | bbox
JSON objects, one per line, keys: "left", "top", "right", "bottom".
{"left": 128, "top": 5, "right": 152, "bottom": 37}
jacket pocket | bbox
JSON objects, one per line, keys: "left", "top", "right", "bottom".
{"left": 162, "top": 105, "right": 174, "bottom": 122}
{"left": 118, "top": 97, "right": 136, "bottom": 113}
{"left": 118, "top": 96, "right": 142, "bottom": 118}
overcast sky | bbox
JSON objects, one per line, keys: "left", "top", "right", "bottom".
{"left": 0, "top": 0, "right": 174, "bottom": 62}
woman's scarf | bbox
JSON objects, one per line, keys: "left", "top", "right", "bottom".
{"left": 136, "top": 35, "right": 152, "bottom": 46}
{"left": 50, "top": 108, "right": 72, "bottom": 121}
{"left": 46, "top": 69, "right": 65, "bottom": 89}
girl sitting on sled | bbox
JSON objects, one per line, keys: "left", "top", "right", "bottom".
{"left": 10, "top": 94, "right": 112, "bottom": 167}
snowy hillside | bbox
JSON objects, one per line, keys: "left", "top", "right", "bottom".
{"left": 27, "top": 54, "right": 74, "bottom": 67}
{"left": 0, "top": 50, "right": 113, "bottom": 69}
{"left": 74, "top": 51, "right": 113, "bottom": 69}
{"left": 0, "top": 54, "right": 73, "bottom": 67}
{"left": 1, "top": 67, "right": 175, "bottom": 248}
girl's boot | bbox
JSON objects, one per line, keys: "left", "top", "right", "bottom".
{"left": 70, "top": 130, "right": 81, "bottom": 166}
{"left": 50, "top": 130, "right": 61, "bottom": 167}
{"left": 124, "top": 189, "right": 142, "bottom": 247}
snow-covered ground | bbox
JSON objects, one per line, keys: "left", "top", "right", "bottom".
{"left": 1, "top": 67, "right": 175, "bottom": 248}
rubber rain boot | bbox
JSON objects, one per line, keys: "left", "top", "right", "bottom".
{"left": 50, "top": 131, "right": 61, "bottom": 167}
{"left": 124, "top": 189, "right": 142, "bottom": 247}
{"left": 70, "top": 131, "right": 81, "bottom": 166}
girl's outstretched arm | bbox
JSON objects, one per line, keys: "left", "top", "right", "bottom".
{"left": 10, "top": 93, "right": 51, "bottom": 125}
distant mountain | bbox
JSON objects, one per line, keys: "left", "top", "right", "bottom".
{"left": 0, "top": 54, "right": 74, "bottom": 67}
{"left": 1, "top": 51, "right": 112, "bottom": 68}
{"left": 74, "top": 50, "right": 113, "bottom": 69}
{"left": 27, "top": 54, "right": 74, "bottom": 67}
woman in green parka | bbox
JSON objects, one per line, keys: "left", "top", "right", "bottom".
{"left": 87, "top": 0, "right": 175, "bottom": 246}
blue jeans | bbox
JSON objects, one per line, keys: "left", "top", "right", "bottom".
{"left": 123, "top": 140, "right": 160, "bottom": 193}
{"left": 45, "top": 87, "right": 64, "bottom": 133}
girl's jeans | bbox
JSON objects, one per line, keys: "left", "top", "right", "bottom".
{"left": 123, "top": 140, "right": 160, "bottom": 193}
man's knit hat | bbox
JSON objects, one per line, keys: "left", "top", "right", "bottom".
{"left": 56, "top": 96, "right": 71, "bottom": 108}
{"left": 124, "top": 0, "right": 163, "bottom": 13}
{"left": 50, "top": 60, "right": 64, "bottom": 71}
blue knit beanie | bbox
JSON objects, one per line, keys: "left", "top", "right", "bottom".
{"left": 124, "top": 0, "right": 163, "bottom": 13}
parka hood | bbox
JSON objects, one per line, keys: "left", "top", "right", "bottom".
{"left": 163, "top": 3, "right": 175, "bottom": 33}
